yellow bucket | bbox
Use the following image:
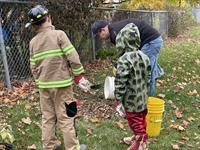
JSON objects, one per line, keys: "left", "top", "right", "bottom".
{"left": 146, "top": 97, "right": 165, "bottom": 137}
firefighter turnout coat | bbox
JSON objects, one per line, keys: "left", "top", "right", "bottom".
{"left": 29, "top": 26, "right": 84, "bottom": 88}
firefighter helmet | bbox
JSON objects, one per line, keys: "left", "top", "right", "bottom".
{"left": 25, "top": 5, "right": 48, "bottom": 28}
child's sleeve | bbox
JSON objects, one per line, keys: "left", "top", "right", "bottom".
{"left": 114, "top": 58, "right": 129, "bottom": 103}
{"left": 29, "top": 41, "right": 39, "bottom": 85}
{"left": 58, "top": 30, "right": 84, "bottom": 76}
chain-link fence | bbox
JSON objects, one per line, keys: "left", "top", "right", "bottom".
{"left": 0, "top": 2, "right": 183, "bottom": 89}
{"left": 0, "top": 1, "right": 35, "bottom": 89}
{"left": 0, "top": 1, "right": 95, "bottom": 89}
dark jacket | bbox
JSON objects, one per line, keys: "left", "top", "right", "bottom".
{"left": 108, "top": 19, "right": 160, "bottom": 49}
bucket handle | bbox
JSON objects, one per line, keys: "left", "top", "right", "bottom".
{"left": 148, "top": 117, "right": 162, "bottom": 123}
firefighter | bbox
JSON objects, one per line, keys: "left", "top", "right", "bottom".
{"left": 26, "top": 5, "right": 90, "bottom": 150}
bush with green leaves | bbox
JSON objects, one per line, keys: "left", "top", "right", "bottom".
{"left": 0, "top": 124, "right": 15, "bottom": 144}
{"left": 96, "top": 47, "right": 118, "bottom": 59}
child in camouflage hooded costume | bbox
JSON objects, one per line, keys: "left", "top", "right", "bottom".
{"left": 115, "top": 23, "right": 151, "bottom": 150}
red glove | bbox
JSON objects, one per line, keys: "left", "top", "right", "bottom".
{"left": 74, "top": 74, "right": 84, "bottom": 84}
{"left": 75, "top": 99, "right": 81, "bottom": 106}
{"left": 115, "top": 100, "right": 120, "bottom": 108}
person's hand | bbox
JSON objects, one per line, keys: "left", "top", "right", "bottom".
{"left": 78, "top": 77, "right": 92, "bottom": 92}
{"left": 115, "top": 101, "right": 125, "bottom": 117}
{"left": 112, "top": 67, "right": 117, "bottom": 76}
{"left": 74, "top": 75, "right": 93, "bottom": 92}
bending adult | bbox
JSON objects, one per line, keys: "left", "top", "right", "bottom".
{"left": 92, "top": 19, "right": 164, "bottom": 96}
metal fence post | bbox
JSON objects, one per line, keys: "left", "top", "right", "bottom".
{"left": 91, "top": 24, "right": 96, "bottom": 60}
{"left": 0, "top": 16, "right": 11, "bottom": 89}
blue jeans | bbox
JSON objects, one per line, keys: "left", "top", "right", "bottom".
{"left": 141, "top": 36, "right": 164, "bottom": 96}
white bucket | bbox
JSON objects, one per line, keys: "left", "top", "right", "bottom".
{"left": 104, "top": 76, "right": 115, "bottom": 99}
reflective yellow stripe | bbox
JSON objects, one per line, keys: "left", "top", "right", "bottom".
{"left": 35, "top": 80, "right": 39, "bottom": 84}
{"left": 72, "top": 66, "right": 84, "bottom": 75}
{"left": 77, "top": 144, "right": 80, "bottom": 150}
{"left": 30, "top": 62, "right": 35, "bottom": 65}
{"left": 30, "top": 45, "right": 75, "bottom": 64}
{"left": 30, "top": 58, "right": 35, "bottom": 65}
{"left": 63, "top": 44, "right": 75, "bottom": 55}
{"left": 37, "top": 78, "right": 73, "bottom": 88}
{"left": 32, "top": 49, "right": 63, "bottom": 62}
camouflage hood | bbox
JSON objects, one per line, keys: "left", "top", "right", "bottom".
{"left": 116, "top": 23, "right": 140, "bottom": 56}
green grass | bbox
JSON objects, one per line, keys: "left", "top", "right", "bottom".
{"left": 1, "top": 26, "right": 200, "bottom": 149}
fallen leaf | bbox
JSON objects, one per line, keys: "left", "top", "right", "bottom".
{"left": 157, "top": 80, "right": 165, "bottom": 84}
{"left": 175, "top": 82, "right": 187, "bottom": 90}
{"left": 188, "top": 90, "right": 198, "bottom": 96}
{"left": 116, "top": 120, "right": 124, "bottom": 130}
{"left": 174, "top": 108, "right": 183, "bottom": 119}
{"left": 176, "top": 141, "right": 185, "bottom": 145}
{"left": 195, "top": 59, "right": 200, "bottom": 66}
{"left": 25, "top": 104, "right": 32, "bottom": 110}
{"left": 181, "top": 136, "right": 189, "bottom": 141}
{"left": 156, "top": 80, "right": 165, "bottom": 87}
{"left": 187, "top": 116, "right": 195, "bottom": 122}
{"left": 172, "top": 67, "right": 176, "bottom": 71}
{"left": 170, "top": 124, "right": 178, "bottom": 129}
{"left": 182, "top": 120, "right": 189, "bottom": 127}
{"left": 171, "top": 124, "right": 185, "bottom": 131}
{"left": 171, "top": 144, "right": 180, "bottom": 149}
{"left": 90, "top": 117, "right": 102, "bottom": 123}
{"left": 177, "top": 125, "right": 185, "bottom": 131}
{"left": 171, "top": 74, "right": 177, "bottom": 79}
{"left": 187, "top": 144, "right": 194, "bottom": 148}
{"left": 21, "top": 117, "right": 32, "bottom": 125}
{"left": 27, "top": 144, "right": 37, "bottom": 150}
{"left": 157, "top": 93, "right": 165, "bottom": 99}
{"left": 3, "top": 98, "right": 11, "bottom": 104}
{"left": 0, "top": 82, "right": 4, "bottom": 88}
{"left": 87, "top": 128, "right": 93, "bottom": 135}
{"left": 167, "top": 100, "right": 173, "bottom": 104}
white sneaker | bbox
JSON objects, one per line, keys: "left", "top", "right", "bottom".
{"left": 123, "top": 135, "right": 135, "bottom": 145}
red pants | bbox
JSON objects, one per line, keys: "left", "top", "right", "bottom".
{"left": 125, "top": 109, "right": 148, "bottom": 141}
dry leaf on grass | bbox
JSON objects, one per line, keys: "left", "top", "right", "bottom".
{"left": 89, "top": 117, "right": 102, "bottom": 124}
{"left": 0, "top": 82, "right": 4, "bottom": 88}
{"left": 182, "top": 120, "right": 189, "bottom": 127}
{"left": 187, "top": 144, "right": 194, "bottom": 148}
{"left": 157, "top": 93, "right": 165, "bottom": 99}
{"left": 181, "top": 136, "right": 189, "bottom": 141}
{"left": 116, "top": 120, "right": 124, "bottom": 130}
{"left": 195, "top": 59, "right": 200, "bottom": 66}
{"left": 21, "top": 117, "right": 32, "bottom": 125}
{"left": 174, "top": 108, "right": 183, "bottom": 119}
{"left": 170, "top": 124, "right": 185, "bottom": 131}
{"left": 171, "top": 144, "right": 180, "bottom": 149}
{"left": 175, "top": 82, "right": 187, "bottom": 90}
{"left": 27, "top": 144, "right": 37, "bottom": 150}
{"left": 156, "top": 80, "right": 165, "bottom": 87}
{"left": 188, "top": 90, "right": 198, "bottom": 96}
{"left": 177, "top": 125, "right": 185, "bottom": 131}
{"left": 87, "top": 128, "right": 93, "bottom": 135}
{"left": 25, "top": 104, "right": 32, "bottom": 110}
{"left": 187, "top": 116, "right": 195, "bottom": 122}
